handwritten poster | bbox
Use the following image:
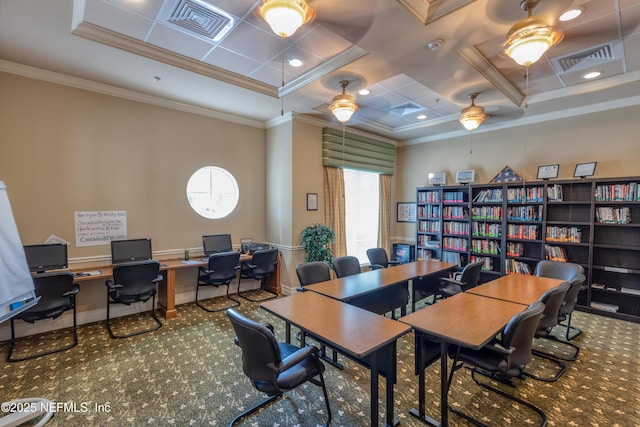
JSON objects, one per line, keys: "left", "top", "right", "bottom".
{"left": 75, "top": 211, "right": 127, "bottom": 247}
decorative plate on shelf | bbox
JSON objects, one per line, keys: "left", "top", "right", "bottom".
{"left": 490, "top": 165, "right": 523, "bottom": 183}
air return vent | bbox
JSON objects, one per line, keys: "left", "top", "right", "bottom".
{"left": 552, "top": 42, "right": 621, "bottom": 74}
{"left": 165, "top": 0, "right": 234, "bottom": 42}
{"left": 388, "top": 102, "right": 423, "bottom": 116}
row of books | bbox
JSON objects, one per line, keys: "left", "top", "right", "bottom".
{"left": 417, "top": 235, "right": 440, "bottom": 248}
{"left": 545, "top": 226, "right": 582, "bottom": 243}
{"left": 441, "top": 251, "right": 462, "bottom": 265}
{"left": 442, "top": 206, "right": 467, "bottom": 219}
{"left": 506, "top": 224, "right": 539, "bottom": 240}
{"left": 418, "top": 191, "right": 440, "bottom": 203}
{"left": 443, "top": 221, "right": 470, "bottom": 235}
{"left": 443, "top": 191, "right": 467, "bottom": 203}
{"left": 595, "top": 183, "right": 640, "bottom": 202}
{"left": 506, "top": 242, "right": 524, "bottom": 257}
{"left": 471, "top": 206, "right": 502, "bottom": 220}
{"left": 506, "top": 187, "right": 544, "bottom": 203}
{"left": 472, "top": 222, "right": 501, "bottom": 237}
{"left": 595, "top": 206, "right": 632, "bottom": 224}
{"left": 472, "top": 188, "right": 503, "bottom": 203}
{"left": 471, "top": 239, "right": 500, "bottom": 255}
{"left": 418, "top": 205, "right": 441, "bottom": 218}
{"left": 547, "top": 184, "right": 564, "bottom": 202}
{"left": 545, "top": 245, "right": 568, "bottom": 262}
{"left": 471, "top": 255, "right": 493, "bottom": 271}
{"left": 443, "top": 237, "right": 468, "bottom": 252}
{"left": 505, "top": 259, "right": 532, "bottom": 275}
{"left": 418, "top": 220, "right": 441, "bottom": 233}
{"left": 507, "top": 205, "right": 543, "bottom": 221}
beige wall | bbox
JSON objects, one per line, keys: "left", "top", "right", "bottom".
{"left": 393, "top": 105, "right": 640, "bottom": 240}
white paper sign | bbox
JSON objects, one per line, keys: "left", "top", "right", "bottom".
{"left": 75, "top": 211, "right": 127, "bottom": 247}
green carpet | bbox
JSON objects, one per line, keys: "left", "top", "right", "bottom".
{"left": 1, "top": 291, "right": 639, "bottom": 426}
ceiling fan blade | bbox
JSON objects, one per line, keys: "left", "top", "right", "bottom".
{"left": 309, "top": 0, "right": 377, "bottom": 44}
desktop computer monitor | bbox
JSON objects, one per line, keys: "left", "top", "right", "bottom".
{"left": 23, "top": 243, "right": 68, "bottom": 273}
{"left": 202, "top": 234, "right": 233, "bottom": 256}
{"left": 110, "top": 238, "right": 153, "bottom": 265}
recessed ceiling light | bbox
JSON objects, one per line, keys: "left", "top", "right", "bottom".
{"left": 559, "top": 7, "right": 584, "bottom": 22}
{"left": 426, "top": 39, "right": 444, "bottom": 51}
{"left": 358, "top": 89, "right": 371, "bottom": 96}
{"left": 583, "top": 71, "right": 601, "bottom": 80}
{"left": 417, "top": 114, "right": 427, "bottom": 120}
{"left": 288, "top": 58, "right": 303, "bottom": 67}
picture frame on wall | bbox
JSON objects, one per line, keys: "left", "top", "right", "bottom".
{"left": 306, "top": 193, "right": 318, "bottom": 211}
{"left": 537, "top": 164, "right": 559, "bottom": 180}
{"left": 397, "top": 202, "right": 417, "bottom": 222}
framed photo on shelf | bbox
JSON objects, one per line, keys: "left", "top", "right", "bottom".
{"left": 397, "top": 202, "right": 417, "bottom": 223}
{"left": 306, "top": 193, "right": 318, "bottom": 211}
{"left": 455, "top": 169, "right": 475, "bottom": 184}
{"left": 574, "top": 162, "right": 597, "bottom": 178}
{"left": 428, "top": 172, "right": 447, "bottom": 186}
{"left": 537, "top": 164, "right": 559, "bottom": 180}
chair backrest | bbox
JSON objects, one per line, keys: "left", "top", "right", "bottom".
{"left": 206, "top": 251, "right": 240, "bottom": 282}
{"left": 226, "top": 308, "right": 282, "bottom": 395}
{"left": 332, "top": 256, "right": 361, "bottom": 278}
{"left": 459, "top": 260, "right": 484, "bottom": 290}
{"left": 20, "top": 271, "right": 76, "bottom": 321}
{"left": 296, "top": 261, "right": 331, "bottom": 286}
{"left": 537, "top": 281, "right": 571, "bottom": 330}
{"left": 560, "top": 273, "right": 586, "bottom": 317}
{"left": 250, "top": 249, "right": 278, "bottom": 277}
{"left": 366, "top": 248, "right": 389, "bottom": 269}
{"left": 112, "top": 260, "right": 161, "bottom": 297}
{"left": 501, "top": 301, "right": 545, "bottom": 368}
{"left": 534, "top": 260, "right": 584, "bottom": 281}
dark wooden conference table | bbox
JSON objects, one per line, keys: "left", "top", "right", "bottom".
{"left": 399, "top": 273, "right": 565, "bottom": 426}
{"left": 261, "top": 291, "right": 411, "bottom": 427}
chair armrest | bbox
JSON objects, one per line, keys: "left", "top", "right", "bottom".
{"left": 388, "top": 260, "right": 402, "bottom": 266}
{"left": 279, "top": 345, "right": 318, "bottom": 372}
{"left": 369, "top": 264, "right": 384, "bottom": 270}
{"left": 260, "top": 322, "right": 275, "bottom": 334}
{"left": 63, "top": 284, "right": 81, "bottom": 297}
{"left": 484, "top": 342, "right": 515, "bottom": 356}
{"left": 152, "top": 274, "right": 164, "bottom": 283}
{"left": 243, "top": 263, "right": 257, "bottom": 269}
{"left": 234, "top": 337, "right": 239, "bottom": 346}
{"left": 105, "top": 280, "right": 122, "bottom": 290}
{"left": 200, "top": 268, "right": 214, "bottom": 274}
{"left": 439, "top": 277, "right": 464, "bottom": 287}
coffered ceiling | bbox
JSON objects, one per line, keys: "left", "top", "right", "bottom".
{"left": 0, "top": 0, "right": 639, "bottom": 143}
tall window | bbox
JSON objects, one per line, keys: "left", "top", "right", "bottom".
{"left": 343, "top": 169, "right": 379, "bottom": 264}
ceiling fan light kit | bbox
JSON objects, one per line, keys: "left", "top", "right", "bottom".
{"left": 330, "top": 80, "right": 359, "bottom": 123}
{"left": 504, "top": 0, "right": 563, "bottom": 66}
{"left": 259, "top": 0, "right": 313, "bottom": 38}
{"left": 459, "top": 93, "right": 488, "bottom": 131}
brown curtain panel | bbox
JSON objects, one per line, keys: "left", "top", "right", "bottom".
{"left": 379, "top": 174, "right": 391, "bottom": 254}
{"left": 323, "top": 166, "right": 346, "bottom": 258}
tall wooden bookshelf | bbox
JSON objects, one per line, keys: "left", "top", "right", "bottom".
{"left": 416, "top": 177, "right": 640, "bottom": 323}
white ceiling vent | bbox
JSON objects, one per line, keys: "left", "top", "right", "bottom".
{"left": 552, "top": 41, "right": 623, "bottom": 74}
{"left": 163, "top": 0, "right": 234, "bottom": 42}
{"left": 388, "top": 102, "right": 423, "bottom": 116}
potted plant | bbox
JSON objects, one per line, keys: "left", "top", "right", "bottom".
{"left": 300, "top": 223, "right": 335, "bottom": 266}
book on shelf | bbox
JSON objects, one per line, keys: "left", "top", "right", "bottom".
{"left": 595, "top": 182, "right": 640, "bottom": 202}
{"left": 590, "top": 301, "right": 619, "bottom": 312}
{"left": 547, "top": 184, "right": 564, "bottom": 202}
{"left": 472, "top": 188, "right": 503, "bottom": 203}
{"left": 620, "top": 287, "right": 640, "bottom": 296}
{"left": 596, "top": 206, "right": 632, "bottom": 224}
{"left": 545, "top": 245, "right": 568, "bottom": 262}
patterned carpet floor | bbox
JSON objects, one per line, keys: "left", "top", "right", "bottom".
{"left": 1, "top": 291, "right": 639, "bottom": 426}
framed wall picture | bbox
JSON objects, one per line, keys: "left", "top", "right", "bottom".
{"left": 428, "top": 172, "right": 447, "bottom": 186}
{"left": 537, "top": 164, "right": 559, "bottom": 180}
{"left": 306, "top": 193, "right": 318, "bottom": 211}
{"left": 397, "top": 202, "right": 417, "bottom": 222}
{"left": 455, "top": 169, "right": 475, "bottom": 184}
{"left": 574, "top": 162, "right": 597, "bottom": 178}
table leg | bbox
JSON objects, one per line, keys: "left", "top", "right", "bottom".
{"left": 370, "top": 351, "right": 379, "bottom": 427}
{"left": 285, "top": 322, "right": 291, "bottom": 344}
{"left": 385, "top": 343, "right": 400, "bottom": 427}
{"left": 157, "top": 268, "right": 177, "bottom": 319}
{"left": 409, "top": 332, "right": 443, "bottom": 426}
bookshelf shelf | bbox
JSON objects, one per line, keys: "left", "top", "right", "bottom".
{"left": 416, "top": 176, "right": 640, "bottom": 322}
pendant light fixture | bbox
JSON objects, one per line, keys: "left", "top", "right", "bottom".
{"left": 330, "top": 80, "right": 359, "bottom": 123}
{"left": 459, "top": 93, "right": 488, "bottom": 131}
{"left": 259, "top": 0, "right": 313, "bottom": 39}
{"left": 503, "top": 0, "right": 563, "bottom": 67}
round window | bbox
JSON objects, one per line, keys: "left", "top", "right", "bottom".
{"left": 186, "top": 166, "right": 239, "bottom": 219}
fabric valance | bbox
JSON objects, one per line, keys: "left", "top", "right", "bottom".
{"left": 322, "top": 128, "right": 395, "bottom": 175}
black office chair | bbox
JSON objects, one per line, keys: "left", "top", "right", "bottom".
{"left": 238, "top": 248, "right": 279, "bottom": 302}
{"left": 448, "top": 301, "right": 547, "bottom": 427}
{"left": 366, "top": 247, "right": 401, "bottom": 270}
{"left": 435, "top": 259, "right": 484, "bottom": 299}
{"left": 105, "top": 260, "right": 163, "bottom": 339}
{"left": 535, "top": 260, "right": 585, "bottom": 341}
{"left": 226, "top": 308, "right": 331, "bottom": 427}
{"left": 525, "top": 281, "right": 572, "bottom": 382}
{"left": 196, "top": 251, "right": 241, "bottom": 312}
{"left": 8, "top": 272, "right": 80, "bottom": 362}
{"left": 332, "top": 255, "right": 361, "bottom": 278}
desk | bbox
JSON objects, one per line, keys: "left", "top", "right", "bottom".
{"left": 468, "top": 274, "right": 564, "bottom": 305}
{"left": 261, "top": 292, "right": 411, "bottom": 427}
{"left": 399, "top": 292, "right": 526, "bottom": 427}
{"left": 306, "top": 260, "right": 456, "bottom": 315}
{"left": 71, "top": 253, "right": 280, "bottom": 319}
